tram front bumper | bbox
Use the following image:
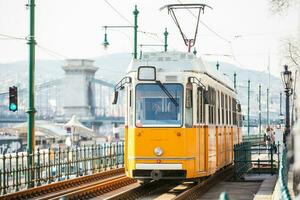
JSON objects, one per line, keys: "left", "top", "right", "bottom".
{"left": 132, "top": 163, "right": 186, "bottom": 180}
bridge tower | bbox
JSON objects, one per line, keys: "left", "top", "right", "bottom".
{"left": 62, "top": 59, "right": 98, "bottom": 120}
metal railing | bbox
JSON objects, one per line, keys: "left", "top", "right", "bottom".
{"left": 0, "top": 142, "right": 124, "bottom": 195}
{"left": 278, "top": 148, "right": 292, "bottom": 200}
{"left": 242, "top": 135, "right": 264, "bottom": 144}
{"left": 234, "top": 142, "right": 280, "bottom": 178}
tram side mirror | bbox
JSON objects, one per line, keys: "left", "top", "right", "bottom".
{"left": 138, "top": 66, "right": 156, "bottom": 81}
{"left": 112, "top": 91, "right": 119, "bottom": 105}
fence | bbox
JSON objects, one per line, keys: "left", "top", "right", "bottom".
{"left": 234, "top": 142, "right": 280, "bottom": 178}
{"left": 242, "top": 134, "right": 264, "bottom": 144}
{"left": 277, "top": 148, "right": 292, "bottom": 200}
{"left": 0, "top": 142, "right": 124, "bottom": 195}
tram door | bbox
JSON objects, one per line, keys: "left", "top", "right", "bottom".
{"left": 197, "top": 88, "right": 205, "bottom": 172}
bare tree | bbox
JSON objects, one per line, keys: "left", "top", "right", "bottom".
{"left": 269, "top": 0, "right": 291, "bottom": 14}
{"left": 280, "top": 37, "right": 300, "bottom": 69}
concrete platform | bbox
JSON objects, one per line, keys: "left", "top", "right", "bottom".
{"left": 253, "top": 175, "right": 277, "bottom": 200}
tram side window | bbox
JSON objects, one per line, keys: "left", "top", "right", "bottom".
{"left": 213, "top": 88, "right": 216, "bottom": 124}
{"left": 217, "top": 91, "right": 220, "bottom": 125}
{"left": 128, "top": 89, "right": 133, "bottom": 126}
{"left": 197, "top": 87, "right": 204, "bottom": 124}
{"left": 232, "top": 98, "right": 237, "bottom": 125}
{"left": 229, "top": 96, "right": 231, "bottom": 125}
{"left": 225, "top": 95, "right": 228, "bottom": 125}
{"left": 129, "top": 90, "right": 132, "bottom": 107}
{"left": 221, "top": 93, "right": 224, "bottom": 125}
{"left": 207, "top": 86, "right": 216, "bottom": 124}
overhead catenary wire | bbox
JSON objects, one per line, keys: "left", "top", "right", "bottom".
{"left": 0, "top": 33, "right": 27, "bottom": 41}
{"left": 36, "top": 44, "right": 68, "bottom": 60}
{"left": 176, "top": 0, "right": 231, "bottom": 44}
{"left": 175, "top": 0, "right": 236, "bottom": 59}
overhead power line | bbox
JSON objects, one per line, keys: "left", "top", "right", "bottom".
{"left": 102, "top": 0, "right": 165, "bottom": 44}
{"left": 0, "top": 33, "right": 26, "bottom": 41}
{"left": 176, "top": 0, "right": 231, "bottom": 44}
{"left": 103, "top": 0, "right": 132, "bottom": 25}
{"left": 36, "top": 44, "right": 68, "bottom": 60}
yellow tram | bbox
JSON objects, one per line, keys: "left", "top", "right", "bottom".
{"left": 113, "top": 51, "right": 243, "bottom": 181}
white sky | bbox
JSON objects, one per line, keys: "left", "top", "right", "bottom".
{"left": 0, "top": 0, "right": 299, "bottom": 76}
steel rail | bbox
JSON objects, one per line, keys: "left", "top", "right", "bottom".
{"left": 40, "top": 174, "right": 127, "bottom": 200}
{"left": 0, "top": 168, "right": 125, "bottom": 200}
{"left": 107, "top": 165, "right": 234, "bottom": 200}
{"left": 174, "top": 165, "right": 234, "bottom": 200}
{"left": 106, "top": 179, "right": 176, "bottom": 200}
{"left": 52, "top": 176, "right": 136, "bottom": 200}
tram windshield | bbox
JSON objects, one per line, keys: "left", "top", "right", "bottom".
{"left": 135, "top": 84, "right": 183, "bottom": 127}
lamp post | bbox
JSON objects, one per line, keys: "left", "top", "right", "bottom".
{"left": 27, "top": 0, "right": 36, "bottom": 188}
{"left": 281, "top": 65, "right": 293, "bottom": 145}
{"left": 102, "top": 5, "right": 139, "bottom": 59}
{"left": 138, "top": 28, "right": 169, "bottom": 59}
{"left": 248, "top": 79, "right": 250, "bottom": 137}
{"left": 164, "top": 28, "right": 168, "bottom": 52}
{"left": 233, "top": 72, "right": 237, "bottom": 91}
{"left": 259, "top": 84, "right": 262, "bottom": 139}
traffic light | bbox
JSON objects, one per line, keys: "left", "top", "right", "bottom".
{"left": 9, "top": 86, "right": 18, "bottom": 112}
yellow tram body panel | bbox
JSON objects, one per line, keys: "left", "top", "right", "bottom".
{"left": 124, "top": 125, "right": 238, "bottom": 180}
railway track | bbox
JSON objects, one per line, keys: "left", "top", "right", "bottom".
{"left": 1, "top": 165, "right": 234, "bottom": 200}
{"left": 0, "top": 167, "right": 126, "bottom": 200}
{"left": 174, "top": 165, "right": 234, "bottom": 200}
{"left": 51, "top": 175, "right": 136, "bottom": 200}
{"left": 105, "top": 165, "right": 234, "bottom": 200}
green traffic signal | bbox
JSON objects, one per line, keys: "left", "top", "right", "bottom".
{"left": 9, "top": 86, "right": 18, "bottom": 112}
{"left": 9, "top": 103, "right": 17, "bottom": 112}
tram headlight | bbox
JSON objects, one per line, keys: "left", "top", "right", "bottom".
{"left": 154, "top": 147, "right": 163, "bottom": 156}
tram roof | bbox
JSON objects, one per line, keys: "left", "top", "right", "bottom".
{"left": 127, "top": 51, "right": 234, "bottom": 90}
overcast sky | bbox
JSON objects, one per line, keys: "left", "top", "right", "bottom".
{"left": 0, "top": 0, "right": 299, "bottom": 76}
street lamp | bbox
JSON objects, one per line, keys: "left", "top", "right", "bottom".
{"left": 102, "top": 5, "right": 139, "bottom": 59}
{"left": 281, "top": 65, "right": 293, "bottom": 144}
{"left": 102, "top": 27, "right": 109, "bottom": 49}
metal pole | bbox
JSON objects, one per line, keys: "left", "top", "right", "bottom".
{"left": 139, "top": 45, "right": 142, "bottom": 59}
{"left": 133, "top": 5, "right": 139, "bottom": 59}
{"left": 27, "top": 0, "right": 36, "bottom": 188}
{"left": 280, "top": 92, "right": 282, "bottom": 116}
{"left": 248, "top": 79, "right": 250, "bottom": 136}
{"left": 286, "top": 90, "right": 290, "bottom": 134}
{"left": 267, "top": 88, "right": 270, "bottom": 126}
{"left": 164, "top": 28, "right": 168, "bottom": 52}
{"left": 259, "top": 84, "right": 261, "bottom": 138}
{"left": 234, "top": 72, "right": 237, "bottom": 91}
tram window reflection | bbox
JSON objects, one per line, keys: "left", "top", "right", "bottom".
{"left": 136, "top": 84, "right": 183, "bottom": 127}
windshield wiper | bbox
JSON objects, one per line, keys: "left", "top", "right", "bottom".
{"left": 155, "top": 81, "right": 179, "bottom": 107}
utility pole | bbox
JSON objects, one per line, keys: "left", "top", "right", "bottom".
{"left": 267, "top": 88, "right": 270, "bottom": 126}
{"left": 248, "top": 79, "right": 250, "bottom": 136}
{"left": 133, "top": 5, "right": 139, "bottom": 59}
{"left": 164, "top": 28, "right": 168, "bottom": 52}
{"left": 280, "top": 92, "right": 282, "bottom": 116}
{"left": 234, "top": 72, "right": 237, "bottom": 92}
{"left": 259, "top": 84, "right": 262, "bottom": 138}
{"left": 27, "top": 0, "right": 36, "bottom": 188}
